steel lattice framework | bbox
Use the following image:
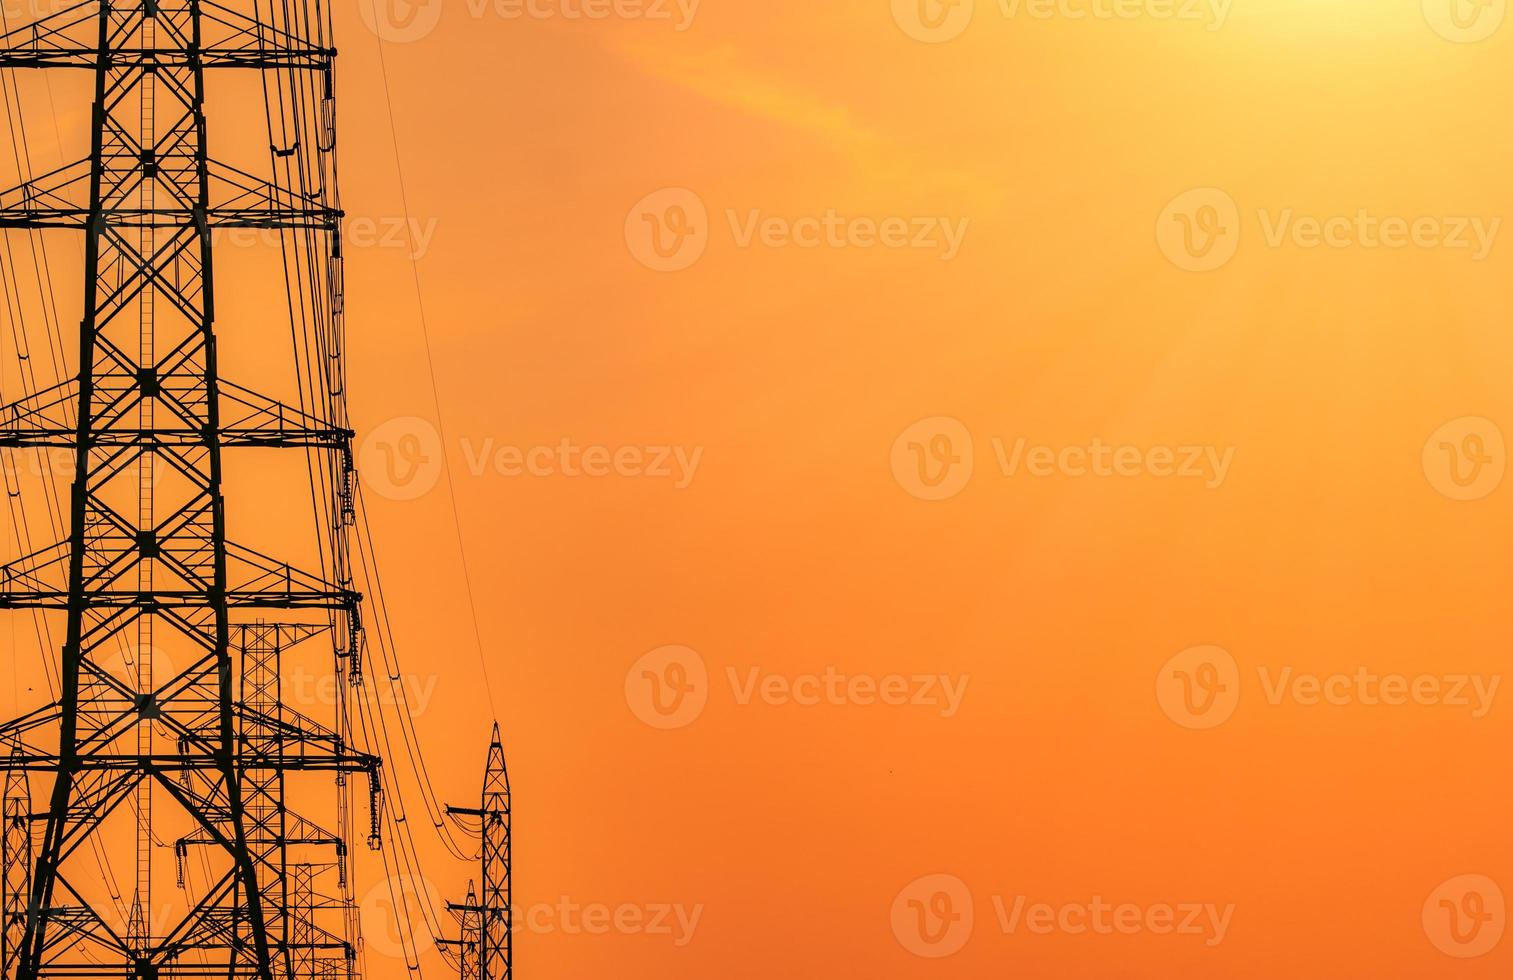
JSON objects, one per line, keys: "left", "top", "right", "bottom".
{"left": 445, "top": 728, "right": 510, "bottom": 980}
{"left": 0, "top": 3, "right": 380, "bottom": 980}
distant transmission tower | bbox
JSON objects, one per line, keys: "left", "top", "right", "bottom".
{"left": 0, "top": 4, "right": 383, "bottom": 980}
{"left": 446, "top": 727, "right": 510, "bottom": 980}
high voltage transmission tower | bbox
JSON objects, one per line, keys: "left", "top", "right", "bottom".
{"left": 0, "top": 1, "right": 377, "bottom": 978}
{"left": 0, "top": 3, "right": 511, "bottom": 979}
{"left": 444, "top": 727, "right": 510, "bottom": 980}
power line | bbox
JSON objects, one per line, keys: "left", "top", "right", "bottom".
{"left": 364, "top": 2, "right": 501, "bottom": 720}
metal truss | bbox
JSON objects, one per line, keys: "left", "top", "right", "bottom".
{"left": 0, "top": 4, "right": 377, "bottom": 980}
{"left": 444, "top": 728, "right": 510, "bottom": 980}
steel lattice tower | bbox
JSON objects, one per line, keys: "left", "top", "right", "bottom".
{"left": 446, "top": 727, "right": 509, "bottom": 980}
{"left": 0, "top": 4, "right": 380, "bottom": 980}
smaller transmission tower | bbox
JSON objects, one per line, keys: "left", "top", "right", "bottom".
{"left": 445, "top": 726, "right": 511, "bottom": 980}
{"left": 1, "top": 761, "right": 29, "bottom": 980}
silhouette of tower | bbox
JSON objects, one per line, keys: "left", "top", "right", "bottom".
{"left": 0, "top": 4, "right": 380, "bottom": 979}
{"left": 446, "top": 727, "right": 510, "bottom": 980}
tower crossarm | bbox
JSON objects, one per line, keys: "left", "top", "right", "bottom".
{"left": 1, "top": 379, "right": 353, "bottom": 450}
{"left": 0, "top": 541, "right": 360, "bottom": 611}
{"left": 0, "top": 159, "right": 342, "bottom": 230}
{"left": 0, "top": 1, "right": 334, "bottom": 70}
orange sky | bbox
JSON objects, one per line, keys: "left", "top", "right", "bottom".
{"left": 5, "top": 0, "right": 1513, "bottom": 977}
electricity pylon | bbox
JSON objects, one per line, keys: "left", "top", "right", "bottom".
{"left": 446, "top": 727, "right": 510, "bottom": 980}
{"left": 0, "top": 4, "right": 379, "bottom": 980}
